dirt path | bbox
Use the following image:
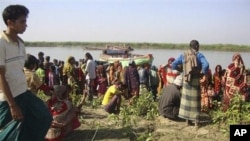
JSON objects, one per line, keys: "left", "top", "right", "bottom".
{"left": 62, "top": 106, "right": 229, "bottom": 141}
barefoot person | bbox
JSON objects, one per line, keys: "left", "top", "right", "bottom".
{"left": 172, "top": 40, "right": 209, "bottom": 127}
{"left": 0, "top": 5, "right": 52, "bottom": 140}
{"left": 102, "top": 81, "right": 125, "bottom": 114}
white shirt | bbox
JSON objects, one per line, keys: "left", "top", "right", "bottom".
{"left": 0, "top": 31, "right": 28, "bottom": 101}
{"left": 85, "top": 59, "right": 96, "bottom": 80}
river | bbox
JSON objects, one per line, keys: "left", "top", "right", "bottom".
{"left": 26, "top": 47, "right": 250, "bottom": 73}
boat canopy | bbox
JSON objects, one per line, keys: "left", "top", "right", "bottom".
{"left": 103, "top": 49, "right": 128, "bottom": 55}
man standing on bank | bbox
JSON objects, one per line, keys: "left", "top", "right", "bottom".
{"left": 0, "top": 5, "right": 52, "bottom": 140}
{"left": 172, "top": 40, "right": 209, "bottom": 127}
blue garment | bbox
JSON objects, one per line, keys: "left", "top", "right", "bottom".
{"left": 0, "top": 91, "right": 52, "bottom": 141}
{"left": 171, "top": 50, "right": 209, "bottom": 121}
{"left": 172, "top": 51, "right": 209, "bottom": 75}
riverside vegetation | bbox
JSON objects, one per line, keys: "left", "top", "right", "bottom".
{"left": 32, "top": 41, "right": 250, "bottom": 140}
{"left": 25, "top": 41, "right": 250, "bottom": 52}
{"left": 37, "top": 89, "right": 250, "bottom": 141}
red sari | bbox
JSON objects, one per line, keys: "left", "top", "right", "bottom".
{"left": 223, "top": 53, "right": 248, "bottom": 111}
{"left": 45, "top": 97, "right": 80, "bottom": 141}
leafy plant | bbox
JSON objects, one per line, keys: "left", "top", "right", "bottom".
{"left": 211, "top": 93, "right": 250, "bottom": 134}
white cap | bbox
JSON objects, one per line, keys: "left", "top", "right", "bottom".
{"left": 173, "top": 75, "right": 183, "bottom": 86}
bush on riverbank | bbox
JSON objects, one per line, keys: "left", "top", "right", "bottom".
{"left": 37, "top": 90, "right": 250, "bottom": 140}
{"left": 26, "top": 41, "right": 250, "bottom": 52}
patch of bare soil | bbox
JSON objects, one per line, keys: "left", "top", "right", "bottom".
{"left": 62, "top": 107, "right": 229, "bottom": 141}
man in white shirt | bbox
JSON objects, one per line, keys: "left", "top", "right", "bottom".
{"left": 85, "top": 52, "right": 96, "bottom": 101}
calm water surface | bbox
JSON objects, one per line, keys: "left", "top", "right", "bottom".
{"left": 26, "top": 47, "right": 250, "bottom": 72}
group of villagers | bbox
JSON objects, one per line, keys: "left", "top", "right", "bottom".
{"left": 2, "top": 4, "right": 249, "bottom": 141}
{"left": 157, "top": 41, "right": 250, "bottom": 128}
{"left": 24, "top": 46, "right": 250, "bottom": 140}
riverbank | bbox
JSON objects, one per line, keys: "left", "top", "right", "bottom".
{"left": 62, "top": 105, "right": 228, "bottom": 141}
{"left": 25, "top": 41, "right": 250, "bottom": 52}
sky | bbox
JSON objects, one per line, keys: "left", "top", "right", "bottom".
{"left": 1, "top": 0, "right": 250, "bottom": 45}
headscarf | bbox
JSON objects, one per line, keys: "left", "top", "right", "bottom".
{"left": 63, "top": 56, "right": 75, "bottom": 76}
{"left": 232, "top": 53, "right": 244, "bottom": 66}
{"left": 168, "top": 57, "right": 175, "bottom": 64}
{"left": 232, "top": 53, "right": 245, "bottom": 74}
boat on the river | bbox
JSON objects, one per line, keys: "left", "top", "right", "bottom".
{"left": 99, "top": 45, "right": 153, "bottom": 67}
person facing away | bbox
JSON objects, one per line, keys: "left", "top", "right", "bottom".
{"left": 36, "top": 62, "right": 46, "bottom": 83}
{"left": 102, "top": 81, "right": 126, "bottom": 114}
{"left": 123, "top": 60, "right": 140, "bottom": 101}
{"left": 0, "top": 5, "right": 52, "bottom": 141}
{"left": 149, "top": 65, "right": 160, "bottom": 101}
{"left": 172, "top": 40, "right": 209, "bottom": 127}
{"left": 38, "top": 51, "right": 44, "bottom": 64}
{"left": 158, "top": 74, "right": 183, "bottom": 120}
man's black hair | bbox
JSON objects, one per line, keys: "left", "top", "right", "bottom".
{"left": 2, "top": 4, "right": 29, "bottom": 25}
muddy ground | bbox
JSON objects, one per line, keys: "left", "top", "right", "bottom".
{"left": 62, "top": 106, "right": 229, "bottom": 141}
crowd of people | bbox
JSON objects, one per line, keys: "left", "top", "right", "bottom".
{"left": 1, "top": 4, "right": 250, "bottom": 141}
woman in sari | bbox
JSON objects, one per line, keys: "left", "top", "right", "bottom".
{"left": 62, "top": 56, "right": 77, "bottom": 86}
{"left": 45, "top": 85, "right": 80, "bottom": 141}
{"left": 223, "top": 53, "right": 249, "bottom": 111}
{"left": 213, "top": 65, "right": 224, "bottom": 101}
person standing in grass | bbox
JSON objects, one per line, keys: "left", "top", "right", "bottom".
{"left": 222, "top": 53, "right": 249, "bottom": 111}
{"left": 212, "top": 65, "right": 224, "bottom": 101}
{"left": 172, "top": 40, "right": 209, "bottom": 127}
{"left": 85, "top": 52, "right": 97, "bottom": 101}
{"left": 149, "top": 65, "right": 160, "bottom": 101}
{"left": 0, "top": 4, "right": 52, "bottom": 140}
{"left": 124, "top": 60, "right": 140, "bottom": 102}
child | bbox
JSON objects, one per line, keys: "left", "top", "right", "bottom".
{"left": 96, "top": 66, "right": 108, "bottom": 97}
{"left": 207, "top": 83, "right": 215, "bottom": 109}
{"left": 48, "top": 65, "right": 61, "bottom": 89}
{"left": 45, "top": 85, "right": 81, "bottom": 141}
{"left": 24, "top": 54, "right": 53, "bottom": 95}
{"left": 149, "top": 65, "right": 160, "bottom": 101}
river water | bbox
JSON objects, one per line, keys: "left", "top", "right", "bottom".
{"left": 26, "top": 47, "right": 250, "bottom": 72}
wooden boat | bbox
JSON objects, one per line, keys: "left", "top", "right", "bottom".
{"left": 99, "top": 46, "right": 153, "bottom": 67}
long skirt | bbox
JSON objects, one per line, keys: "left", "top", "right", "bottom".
{"left": 0, "top": 91, "right": 52, "bottom": 141}
{"left": 178, "top": 77, "right": 201, "bottom": 121}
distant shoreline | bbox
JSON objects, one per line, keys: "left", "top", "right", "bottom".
{"left": 25, "top": 41, "right": 250, "bottom": 52}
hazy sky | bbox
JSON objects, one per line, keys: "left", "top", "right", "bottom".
{"left": 1, "top": 0, "right": 250, "bottom": 45}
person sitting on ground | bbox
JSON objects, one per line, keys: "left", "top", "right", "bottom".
{"left": 158, "top": 74, "right": 183, "bottom": 120}
{"left": 45, "top": 85, "right": 81, "bottom": 141}
{"left": 102, "top": 81, "right": 126, "bottom": 114}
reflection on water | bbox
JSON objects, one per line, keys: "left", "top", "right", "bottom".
{"left": 26, "top": 47, "right": 250, "bottom": 72}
